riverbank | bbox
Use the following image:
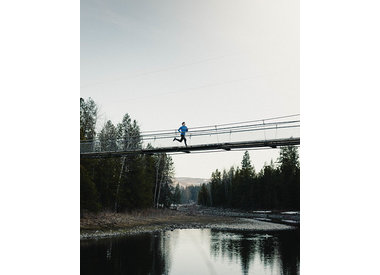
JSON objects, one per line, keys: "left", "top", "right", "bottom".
{"left": 81, "top": 205, "right": 298, "bottom": 240}
{"left": 180, "top": 205, "right": 300, "bottom": 225}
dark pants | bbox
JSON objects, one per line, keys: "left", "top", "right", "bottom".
{"left": 174, "top": 135, "right": 187, "bottom": 146}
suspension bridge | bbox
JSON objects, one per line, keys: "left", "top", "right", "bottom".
{"left": 80, "top": 114, "right": 300, "bottom": 159}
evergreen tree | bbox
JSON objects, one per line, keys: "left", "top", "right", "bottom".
{"left": 80, "top": 98, "right": 100, "bottom": 213}
{"left": 98, "top": 120, "right": 118, "bottom": 152}
{"left": 113, "top": 113, "right": 146, "bottom": 211}
{"left": 209, "top": 170, "right": 225, "bottom": 207}
{"left": 239, "top": 151, "right": 255, "bottom": 209}
{"left": 80, "top": 165, "right": 100, "bottom": 213}
{"left": 156, "top": 154, "right": 175, "bottom": 208}
{"left": 117, "top": 114, "right": 142, "bottom": 150}
{"left": 158, "top": 181, "right": 173, "bottom": 208}
{"left": 278, "top": 146, "right": 300, "bottom": 210}
{"left": 80, "top": 97, "right": 97, "bottom": 140}
{"left": 279, "top": 146, "right": 299, "bottom": 176}
{"left": 92, "top": 120, "right": 120, "bottom": 209}
{"left": 173, "top": 184, "right": 181, "bottom": 204}
{"left": 198, "top": 184, "right": 210, "bottom": 206}
{"left": 241, "top": 151, "right": 255, "bottom": 177}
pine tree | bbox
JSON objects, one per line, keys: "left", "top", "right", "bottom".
{"left": 80, "top": 97, "right": 97, "bottom": 140}
{"left": 173, "top": 184, "right": 181, "bottom": 204}
{"left": 80, "top": 97, "right": 100, "bottom": 213}
{"left": 239, "top": 151, "right": 255, "bottom": 209}
{"left": 80, "top": 165, "right": 100, "bottom": 213}
{"left": 198, "top": 184, "right": 210, "bottom": 206}
{"left": 241, "top": 151, "right": 255, "bottom": 177}
{"left": 278, "top": 146, "right": 300, "bottom": 210}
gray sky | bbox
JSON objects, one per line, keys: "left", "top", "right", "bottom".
{"left": 81, "top": 0, "right": 299, "bottom": 178}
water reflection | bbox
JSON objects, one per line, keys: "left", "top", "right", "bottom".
{"left": 209, "top": 230, "right": 299, "bottom": 275}
{"left": 81, "top": 229, "right": 299, "bottom": 275}
{"left": 81, "top": 232, "right": 171, "bottom": 274}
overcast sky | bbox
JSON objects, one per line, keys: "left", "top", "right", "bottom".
{"left": 81, "top": 0, "right": 299, "bottom": 178}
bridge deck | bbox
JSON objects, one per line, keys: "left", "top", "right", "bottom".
{"left": 80, "top": 137, "right": 300, "bottom": 159}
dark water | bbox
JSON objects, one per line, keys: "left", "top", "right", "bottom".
{"left": 81, "top": 229, "right": 299, "bottom": 275}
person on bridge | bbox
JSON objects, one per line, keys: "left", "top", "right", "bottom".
{"left": 173, "top": 122, "right": 188, "bottom": 147}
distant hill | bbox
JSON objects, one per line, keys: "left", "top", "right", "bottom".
{"left": 173, "top": 177, "right": 209, "bottom": 188}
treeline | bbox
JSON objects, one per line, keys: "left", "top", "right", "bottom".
{"left": 80, "top": 97, "right": 180, "bottom": 213}
{"left": 179, "top": 185, "right": 201, "bottom": 204}
{"left": 198, "top": 147, "right": 300, "bottom": 210}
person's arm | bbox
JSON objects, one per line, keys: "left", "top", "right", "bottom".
{"left": 186, "top": 127, "right": 188, "bottom": 132}
{"left": 178, "top": 127, "right": 181, "bottom": 132}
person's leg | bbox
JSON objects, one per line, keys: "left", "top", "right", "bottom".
{"left": 174, "top": 135, "right": 183, "bottom": 142}
{"left": 180, "top": 135, "right": 187, "bottom": 146}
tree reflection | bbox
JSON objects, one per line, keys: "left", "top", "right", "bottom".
{"left": 209, "top": 230, "right": 299, "bottom": 275}
{"left": 81, "top": 232, "right": 170, "bottom": 275}
{"left": 210, "top": 230, "right": 257, "bottom": 274}
{"left": 257, "top": 235, "right": 276, "bottom": 267}
{"left": 277, "top": 230, "right": 300, "bottom": 275}
{"left": 81, "top": 229, "right": 299, "bottom": 275}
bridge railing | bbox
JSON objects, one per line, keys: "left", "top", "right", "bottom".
{"left": 80, "top": 115, "right": 300, "bottom": 154}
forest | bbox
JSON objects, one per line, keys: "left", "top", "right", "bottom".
{"left": 80, "top": 97, "right": 180, "bottom": 214}
{"left": 197, "top": 148, "right": 300, "bottom": 210}
{"left": 81, "top": 97, "right": 300, "bottom": 214}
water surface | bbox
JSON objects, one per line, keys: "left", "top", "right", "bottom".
{"left": 81, "top": 229, "right": 299, "bottom": 275}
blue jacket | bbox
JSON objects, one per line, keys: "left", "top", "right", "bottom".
{"left": 178, "top": 125, "right": 188, "bottom": 135}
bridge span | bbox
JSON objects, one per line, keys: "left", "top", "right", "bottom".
{"left": 80, "top": 137, "right": 300, "bottom": 159}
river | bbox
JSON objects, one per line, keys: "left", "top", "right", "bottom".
{"left": 81, "top": 228, "right": 299, "bottom": 275}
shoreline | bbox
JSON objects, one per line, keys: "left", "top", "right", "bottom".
{"left": 81, "top": 206, "right": 298, "bottom": 240}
